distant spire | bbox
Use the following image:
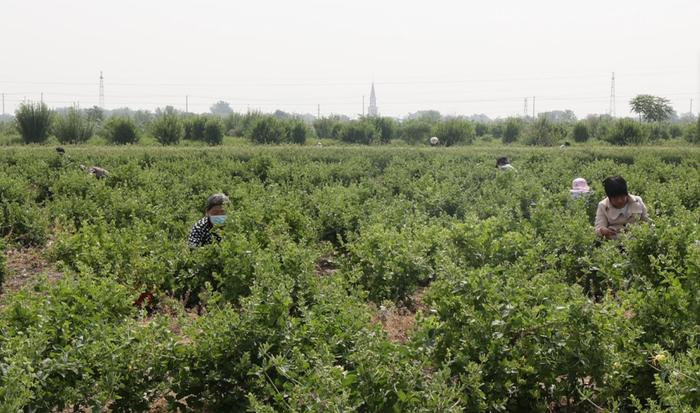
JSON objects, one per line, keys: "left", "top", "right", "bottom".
{"left": 368, "top": 83, "right": 378, "bottom": 116}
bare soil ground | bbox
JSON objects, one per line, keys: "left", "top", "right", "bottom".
{"left": 371, "top": 288, "right": 427, "bottom": 343}
{"left": 0, "top": 247, "right": 63, "bottom": 305}
{"left": 315, "top": 255, "right": 338, "bottom": 277}
{"left": 313, "top": 254, "right": 429, "bottom": 344}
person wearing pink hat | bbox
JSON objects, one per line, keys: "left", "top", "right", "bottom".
{"left": 570, "top": 177, "right": 592, "bottom": 200}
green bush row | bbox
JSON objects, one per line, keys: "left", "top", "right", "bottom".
{"left": 2, "top": 146, "right": 700, "bottom": 411}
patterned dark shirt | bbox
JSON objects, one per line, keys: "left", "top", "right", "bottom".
{"left": 187, "top": 217, "right": 221, "bottom": 248}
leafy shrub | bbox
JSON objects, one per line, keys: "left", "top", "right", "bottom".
{"left": 474, "top": 121, "right": 489, "bottom": 137}
{"left": 203, "top": 117, "right": 224, "bottom": 145}
{"left": 368, "top": 116, "right": 396, "bottom": 144}
{"left": 646, "top": 122, "right": 671, "bottom": 141}
{"left": 342, "top": 222, "right": 447, "bottom": 303}
{"left": 432, "top": 118, "right": 475, "bottom": 146}
{"left": 633, "top": 347, "right": 700, "bottom": 412}
{"left": 171, "top": 266, "right": 467, "bottom": 412}
{"left": 0, "top": 238, "right": 5, "bottom": 292}
{"left": 313, "top": 116, "right": 344, "bottom": 140}
{"left": 340, "top": 119, "right": 379, "bottom": 144}
{"left": 0, "top": 202, "right": 48, "bottom": 246}
{"left": 15, "top": 102, "right": 54, "bottom": 144}
{"left": 686, "top": 118, "right": 700, "bottom": 144}
{"left": 54, "top": 108, "right": 95, "bottom": 144}
{"left": 0, "top": 275, "right": 177, "bottom": 411}
{"left": 585, "top": 115, "right": 614, "bottom": 140}
{"left": 183, "top": 115, "right": 206, "bottom": 141}
{"left": 491, "top": 122, "right": 504, "bottom": 138}
{"left": 523, "top": 117, "right": 561, "bottom": 146}
{"left": 103, "top": 116, "right": 139, "bottom": 144}
{"left": 285, "top": 118, "right": 309, "bottom": 145}
{"left": 669, "top": 124, "right": 683, "bottom": 138}
{"left": 573, "top": 121, "right": 590, "bottom": 142}
{"left": 247, "top": 115, "right": 285, "bottom": 144}
{"left": 399, "top": 118, "right": 433, "bottom": 144}
{"left": 151, "top": 109, "right": 182, "bottom": 145}
{"left": 418, "top": 265, "right": 629, "bottom": 411}
{"left": 2, "top": 146, "right": 700, "bottom": 410}
{"left": 0, "top": 175, "right": 48, "bottom": 245}
{"left": 502, "top": 117, "right": 522, "bottom": 144}
{"left": 222, "top": 112, "right": 243, "bottom": 135}
{"left": 605, "top": 118, "right": 646, "bottom": 145}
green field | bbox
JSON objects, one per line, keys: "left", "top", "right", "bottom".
{"left": 1, "top": 145, "right": 700, "bottom": 412}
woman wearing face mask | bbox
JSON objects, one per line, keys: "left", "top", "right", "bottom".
{"left": 188, "top": 193, "right": 229, "bottom": 248}
{"left": 595, "top": 176, "right": 650, "bottom": 239}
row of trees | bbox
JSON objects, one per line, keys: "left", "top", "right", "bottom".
{"left": 7, "top": 100, "right": 700, "bottom": 146}
{"left": 11, "top": 103, "right": 225, "bottom": 146}
{"left": 480, "top": 115, "right": 700, "bottom": 146}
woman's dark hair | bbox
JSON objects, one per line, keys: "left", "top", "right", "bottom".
{"left": 496, "top": 157, "right": 509, "bottom": 167}
{"left": 602, "top": 176, "right": 628, "bottom": 198}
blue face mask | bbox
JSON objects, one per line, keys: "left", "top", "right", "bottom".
{"left": 210, "top": 215, "right": 226, "bottom": 226}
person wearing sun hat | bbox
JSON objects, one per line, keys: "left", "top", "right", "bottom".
{"left": 570, "top": 177, "right": 592, "bottom": 200}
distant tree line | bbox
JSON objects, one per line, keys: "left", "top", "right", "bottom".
{"left": 2, "top": 95, "right": 699, "bottom": 146}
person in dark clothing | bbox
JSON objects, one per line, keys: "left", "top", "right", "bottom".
{"left": 496, "top": 156, "right": 516, "bottom": 172}
{"left": 187, "top": 193, "right": 229, "bottom": 248}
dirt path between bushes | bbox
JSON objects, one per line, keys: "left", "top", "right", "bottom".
{"left": 0, "top": 247, "right": 63, "bottom": 305}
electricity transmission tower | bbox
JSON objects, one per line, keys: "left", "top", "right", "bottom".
{"left": 609, "top": 72, "right": 616, "bottom": 117}
{"left": 523, "top": 98, "right": 528, "bottom": 118}
{"left": 99, "top": 71, "right": 105, "bottom": 108}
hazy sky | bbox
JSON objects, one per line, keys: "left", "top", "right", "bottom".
{"left": 2, "top": 0, "right": 699, "bottom": 119}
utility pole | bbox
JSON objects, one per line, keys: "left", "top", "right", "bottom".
{"left": 40, "top": 92, "right": 43, "bottom": 103}
{"left": 99, "top": 71, "right": 105, "bottom": 108}
{"left": 532, "top": 96, "right": 536, "bottom": 118}
{"left": 523, "top": 98, "right": 528, "bottom": 118}
{"left": 609, "top": 72, "right": 616, "bottom": 117}
{"left": 185, "top": 95, "right": 189, "bottom": 113}
{"left": 317, "top": 104, "right": 320, "bottom": 119}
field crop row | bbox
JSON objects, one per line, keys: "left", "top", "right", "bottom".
{"left": 1, "top": 146, "right": 699, "bottom": 411}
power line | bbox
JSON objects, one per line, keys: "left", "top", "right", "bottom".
{"left": 2, "top": 92, "right": 695, "bottom": 108}
{"left": 0, "top": 69, "right": 693, "bottom": 88}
